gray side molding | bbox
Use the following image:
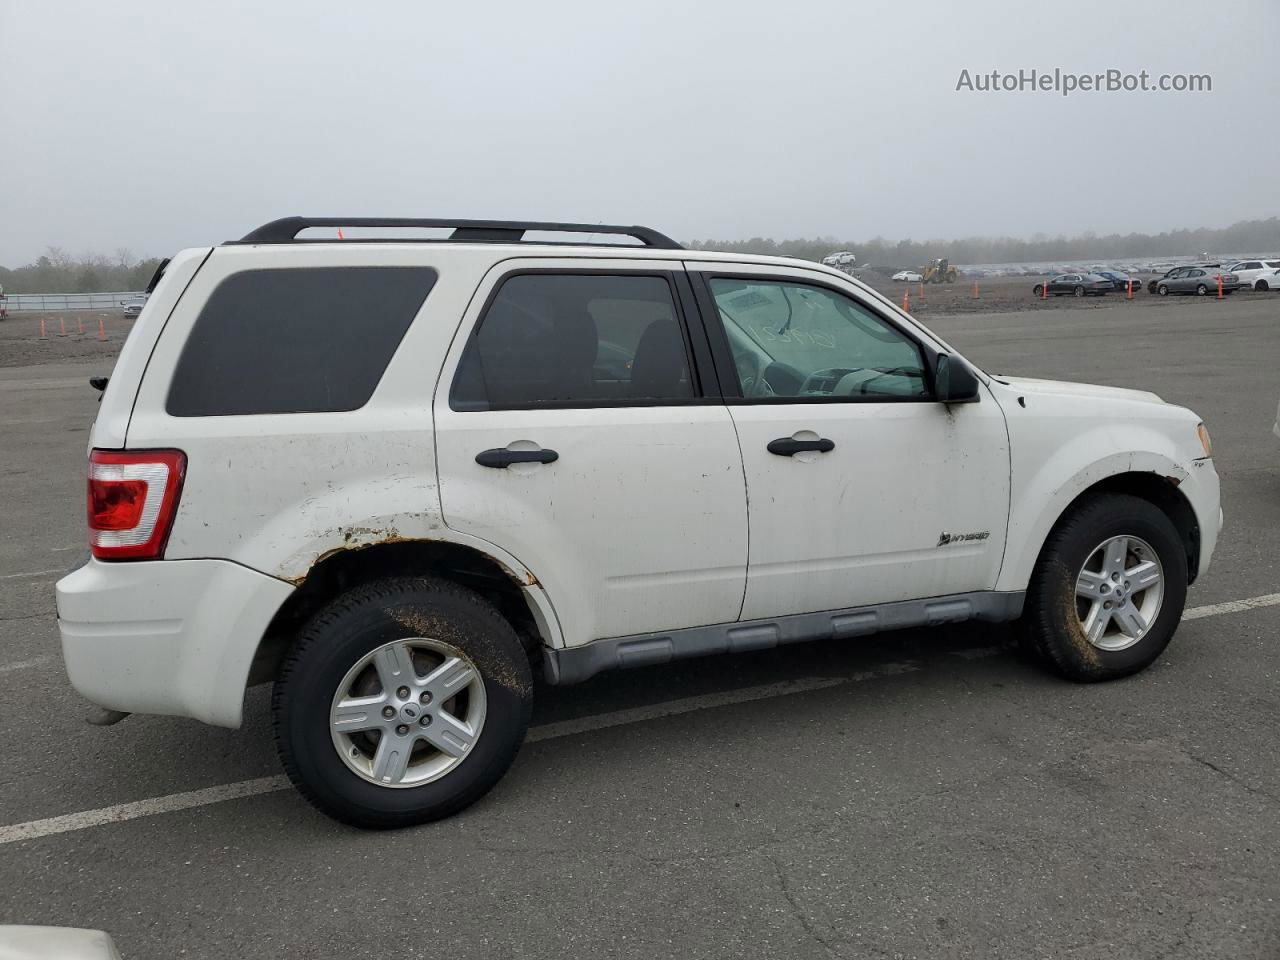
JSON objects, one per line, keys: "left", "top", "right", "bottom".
{"left": 542, "top": 590, "right": 1025, "bottom": 685}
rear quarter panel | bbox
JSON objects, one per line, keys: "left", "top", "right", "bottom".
{"left": 126, "top": 244, "right": 509, "bottom": 581}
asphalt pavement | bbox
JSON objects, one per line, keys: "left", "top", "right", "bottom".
{"left": 1, "top": 295, "right": 1277, "bottom": 959}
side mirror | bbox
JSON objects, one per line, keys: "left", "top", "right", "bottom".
{"left": 935, "top": 354, "right": 980, "bottom": 404}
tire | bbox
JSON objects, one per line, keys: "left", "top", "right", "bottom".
{"left": 273, "top": 576, "right": 533, "bottom": 828}
{"left": 1074, "top": 285, "right": 1085, "bottom": 297}
{"left": 1196, "top": 284, "right": 1208, "bottom": 296}
{"left": 1256, "top": 280, "right": 1269, "bottom": 291}
{"left": 1019, "top": 493, "right": 1188, "bottom": 682}
{"left": 1033, "top": 284, "right": 1044, "bottom": 297}
{"left": 1157, "top": 284, "right": 1169, "bottom": 296}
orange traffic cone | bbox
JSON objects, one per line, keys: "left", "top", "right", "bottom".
{"left": 902, "top": 288, "right": 910, "bottom": 312}
{"left": 972, "top": 280, "right": 980, "bottom": 299}
{"left": 98, "top": 318, "right": 107, "bottom": 341}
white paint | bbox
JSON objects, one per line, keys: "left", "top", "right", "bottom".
{"left": 0, "top": 656, "right": 52, "bottom": 675}
{"left": 1183, "top": 593, "right": 1280, "bottom": 620}
{"left": 0, "top": 568, "right": 66, "bottom": 581}
{"left": 0, "top": 776, "right": 288, "bottom": 845}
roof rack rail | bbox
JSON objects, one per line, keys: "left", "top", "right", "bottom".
{"left": 233, "top": 217, "right": 683, "bottom": 249}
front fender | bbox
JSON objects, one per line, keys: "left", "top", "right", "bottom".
{"left": 996, "top": 431, "right": 1190, "bottom": 593}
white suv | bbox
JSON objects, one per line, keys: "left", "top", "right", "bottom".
{"left": 1225, "top": 259, "right": 1280, "bottom": 290}
{"left": 56, "top": 218, "right": 1223, "bottom": 827}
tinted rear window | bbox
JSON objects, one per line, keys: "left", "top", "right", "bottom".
{"left": 166, "top": 266, "right": 436, "bottom": 417}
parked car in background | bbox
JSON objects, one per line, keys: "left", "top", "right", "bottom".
{"left": 1252, "top": 269, "right": 1280, "bottom": 292}
{"left": 892, "top": 270, "right": 923, "bottom": 282}
{"left": 1147, "top": 265, "right": 1220, "bottom": 294}
{"left": 1225, "top": 259, "right": 1280, "bottom": 289}
{"left": 1033, "top": 274, "right": 1112, "bottom": 297}
{"left": 121, "top": 297, "right": 146, "bottom": 318}
{"left": 1154, "top": 268, "right": 1240, "bottom": 296}
{"left": 1096, "top": 270, "right": 1140, "bottom": 292}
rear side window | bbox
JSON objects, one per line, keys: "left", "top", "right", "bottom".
{"left": 450, "top": 273, "right": 696, "bottom": 410}
{"left": 166, "top": 267, "right": 436, "bottom": 417}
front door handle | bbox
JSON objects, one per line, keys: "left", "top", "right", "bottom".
{"left": 767, "top": 437, "right": 835, "bottom": 456}
{"left": 475, "top": 447, "right": 559, "bottom": 469}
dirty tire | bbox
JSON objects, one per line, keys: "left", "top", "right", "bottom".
{"left": 1019, "top": 494, "right": 1187, "bottom": 683}
{"left": 273, "top": 576, "right": 533, "bottom": 828}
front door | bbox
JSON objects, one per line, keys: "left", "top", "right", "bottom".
{"left": 434, "top": 260, "right": 748, "bottom": 648}
{"left": 688, "top": 263, "right": 1010, "bottom": 621}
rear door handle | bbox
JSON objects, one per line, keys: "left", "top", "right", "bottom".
{"left": 767, "top": 437, "right": 835, "bottom": 456}
{"left": 475, "top": 447, "right": 559, "bottom": 469}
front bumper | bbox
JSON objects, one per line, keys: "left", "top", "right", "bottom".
{"left": 56, "top": 558, "right": 293, "bottom": 728}
{"left": 1185, "top": 458, "right": 1223, "bottom": 580}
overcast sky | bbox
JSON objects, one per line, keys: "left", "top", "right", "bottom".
{"left": 1, "top": 0, "right": 1276, "bottom": 265}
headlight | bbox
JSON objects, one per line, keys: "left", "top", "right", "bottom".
{"left": 1196, "top": 422, "right": 1212, "bottom": 458}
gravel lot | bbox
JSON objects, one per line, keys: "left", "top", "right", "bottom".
{"left": 0, "top": 292, "right": 1277, "bottom": 959}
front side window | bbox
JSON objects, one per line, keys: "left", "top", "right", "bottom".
{"left": 708, "top": 278, "right": 928, "bottom": 400}
{"left": 451, "top": 273, "right": 695, "bottom": 410}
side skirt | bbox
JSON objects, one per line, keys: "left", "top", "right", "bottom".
{"left": 542, "top": 590, "right": 1026, "bottom": 685}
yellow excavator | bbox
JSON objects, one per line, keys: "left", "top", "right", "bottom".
{"left": 921, "top": 257, "right": 958, "bottom": 284}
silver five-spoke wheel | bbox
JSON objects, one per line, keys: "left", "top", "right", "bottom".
{"left": 1075, "top": 535, "right": 1164, "bottom": 652}
{"left": 329, "top": 637, "right": 487, "bottom": 788}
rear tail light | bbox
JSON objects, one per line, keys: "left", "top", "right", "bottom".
{"left": 87, "top": 449, "right": 186, "bottom": 560}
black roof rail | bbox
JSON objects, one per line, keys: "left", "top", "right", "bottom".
{"left": 233, "top": 217, "right": 683, "bottom": 249}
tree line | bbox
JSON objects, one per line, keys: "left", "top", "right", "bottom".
{"left": 0, "top": 248, "right": 163, "bottom": 294}
{"left": 4, "top": 216, "right": 1278, "bottom": 292}
{"left": 687, "top": 216, "right": 1280, "bottom": 271}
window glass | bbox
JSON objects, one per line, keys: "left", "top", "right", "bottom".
{"left": 167, "top": 267, "right": 435, "bottom": 417}
{"left": 451, "top": 274, "right": 694, "bottom": 410}
{"left": 709, "top": 278, "right": 928, "bottom": 400}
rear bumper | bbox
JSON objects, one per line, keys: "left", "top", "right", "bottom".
{"left": 56, "top": 558, "right": 293, "bottom": 728}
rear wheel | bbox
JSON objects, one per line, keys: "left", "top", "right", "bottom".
{"left": 1256, "top": 280, "right": 1270, "bottom": 291}
{"left": 1074, "top": 285, "right": 1085, "bottom": 297}
{"left": 273, "top": 576, "right": 533, "bottom": 828}
{"left": 1196, "top": 284, "right": 1208, "bottom": 296}
{"left": 1019, "top": 494, "right": 1187, "bottom": 682}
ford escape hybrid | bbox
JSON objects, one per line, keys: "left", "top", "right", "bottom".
{"left": 56, "top": 217, "right": 1222, "bottom": 827}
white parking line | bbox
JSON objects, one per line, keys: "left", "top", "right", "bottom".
{"left": 0, "top": 568, "right": 67, "bottom": 581}
{"left": 0, "top": 668, "right": 912, "bottom": 845}
{"left": 1183, "top": 593, "right": 1280, "bottom": 620}
{"left": 0, "top": 655, "right": 52, "bottom": 675}
{"left": 1, "top": 589, "right": 1278, "bottom": 844}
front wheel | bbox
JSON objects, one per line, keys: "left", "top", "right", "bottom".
{"left": 273, "top": 576, "right": 533, "bottom": 828}
{"left": 1019, "top": 494, "right": 1187, "bottom": 682}
{"left": 1157, "top": 284, "right": 1169, "bottom": 296}
{"left": 1033, "top": 284, "right": 1045, "bottom": 297}
{"left": 1074, "top": 285, "right": 1085, "bottom": 297}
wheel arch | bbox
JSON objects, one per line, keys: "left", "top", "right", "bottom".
{"left": 1001, "top": 468, "right": 1201, "bottom": 594}
{"left": 248, "top": 538, "right": 563, "bottom": 691}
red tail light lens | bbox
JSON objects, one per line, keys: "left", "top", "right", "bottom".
{"left": 87, "top": 449, "right": 186, "bottom": 560}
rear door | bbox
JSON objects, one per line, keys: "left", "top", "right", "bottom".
{"left": 434, "top": 259, "right": 748, "bottom": 649}
{"left": 687, "top": 262, "right": 1010, "bottom": 621}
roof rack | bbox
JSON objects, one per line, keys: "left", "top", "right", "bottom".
{"left": 233, "top": 217, "right": 683, "bottom": 249}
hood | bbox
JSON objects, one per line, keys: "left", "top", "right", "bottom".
{"left": 994, "top": 376, "right": 1164, "bottom": 406}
